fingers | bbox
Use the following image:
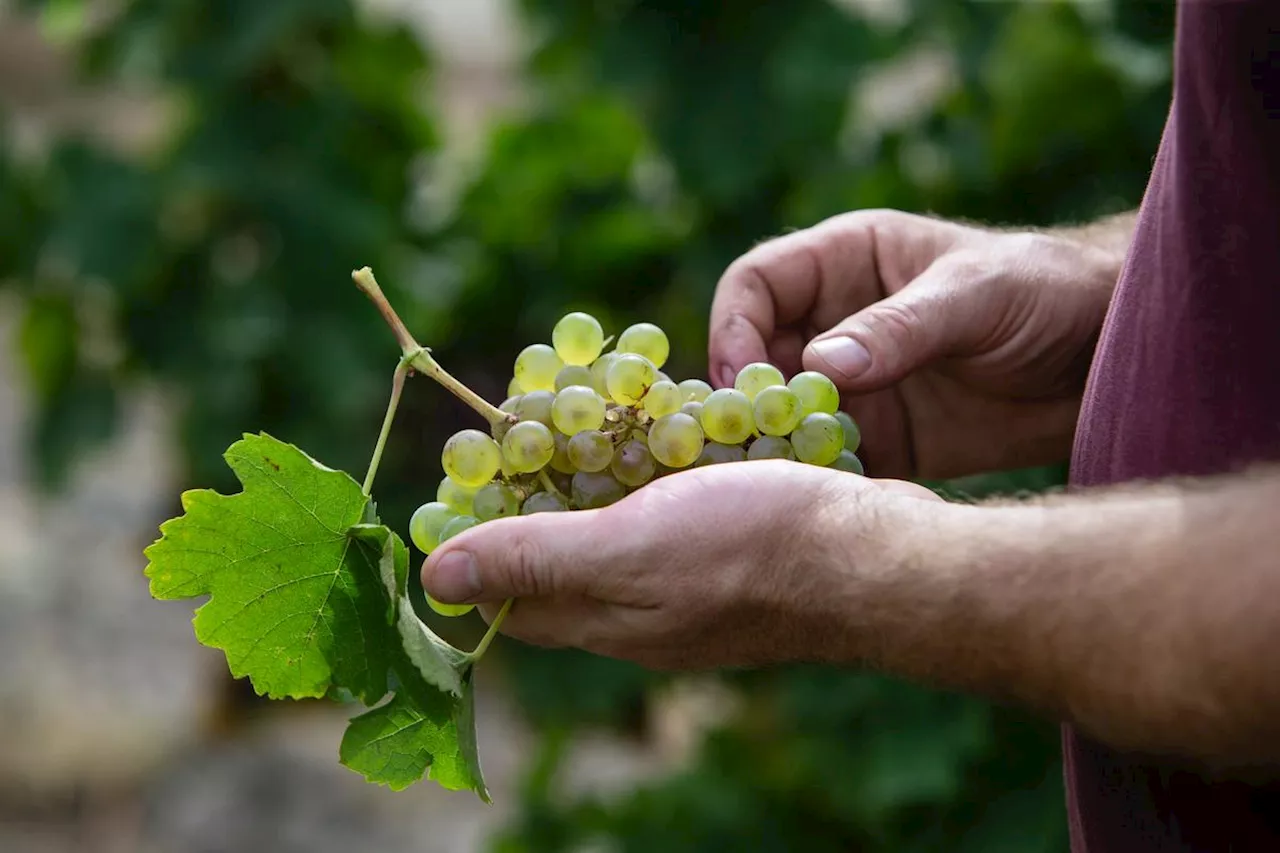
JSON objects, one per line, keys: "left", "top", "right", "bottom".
{"left": 803, "top": 253, "right": 997, "bottom": 393}
{"left": 709, "top": 213, "right": 885, "bottom": 387}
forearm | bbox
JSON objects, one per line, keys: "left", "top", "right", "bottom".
{"left": 1044, "top": 209, "right": 1138, "bottom": 262}
{"left": 829, "top": 468, "right": 1280, "bottom": 768}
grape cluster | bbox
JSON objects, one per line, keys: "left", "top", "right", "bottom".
{"left": 409, "top": 313, "right": 864, "bottom": 616}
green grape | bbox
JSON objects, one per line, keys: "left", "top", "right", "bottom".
{"left": 493, "top": 395, "right": 521, "bottom": 441}
{"left": 610, "top": 439, "right": 656, "bottom": 486}
{"left": 439, "top": 514, "right": 479, "bottom": 542}
{"left": 828, "top": 449, "right": 865, "bottom": 475}
{"left": 567, "top": 429, "right": 613, "bottom": 472}
{"left": 656, "top": 371, "right": 672, "bottom": 385}
{"left": 552, "top": 385, "right": 607, "bottom": 435}
{"left": 589, "top": 353, "right": 617, "bottom": 401}
{"left": 747, "top": 435, "right": 796, "bottom": 461}
{"left": 550, "top": 430, "right": 577, "bottom": 474}
{"left": 552, "top": 311, "right": 606, "bottom": 365}
{"left": 427, "top": 598, "right": 474, "bottom": 617}
{"left": 700, "top": 388, "right": 755, "bottom": 444}
{"left": 555, "top": 364, "right": 594, "bottom": 392}
{"left": 695, "top": 442, "right": 747, "bottom": 466}
{"left": 752, "top": 386, "right": 803, "bottom": 436}
{"left": 502, "top": 420, "right": 556, "bottom": 473}
{"left": 788, "top": 371, "right": 840, "bottom": 416}
{"left": 507, "top": 377, "right": 524, "bottom": 397}
{"left": 522, "top": 491, "right": 570, "bottom": 514}
{"left": 648, "top": 412, "right": 704, "bottom": 468}
{"left": 408, "top": 501, "right": 457, "bottom": 554}
{"left": 678, "top": 378, "right": 713, "bottom": 402}
{"left": 606, "top": 353, "right": 657, "bottom": 405}
{"left": 473, "top": 483, "right": 523, "bottom": 521}
{"left": 513, "top": 344, "right": 564, "bottom": 393}
{"left": 616, "top": 322, "right": 670, "bottom": 368}
{"left": 641, "top": 379, "right": 682, "bottom": 418}
{"left": 441, "top": 429, "right": 502, "bottom": 488}
{"left": 790, "top": 413, "right": 845, "bottom": 466}
{"left": 515, "top": 390, "right": 556, "bottom": 428}
{"left": 734, "top": 362, "right": 786, "bottom": 401}
{"left": 834, "top": 410, "right": 862, "bottom": 454}
{"left": 680, "top": 400, "right": 704, "bottom": 420}
{"left": 572, "top": 471, "right": 627, "bottom": 509}
{"left": 437, "top": 477, "right": 478, "bottom": 515}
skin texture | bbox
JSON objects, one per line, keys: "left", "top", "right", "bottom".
{"left": 423, "top": 208, "right": 1280, "bottom": 770}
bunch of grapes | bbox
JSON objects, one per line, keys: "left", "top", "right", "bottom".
{"left": 408, "top": 313, "right": 864, "bottom": 616}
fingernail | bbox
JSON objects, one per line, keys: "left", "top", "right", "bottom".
{"left": 718, "top": 364, "right": 736, "bottom": 388}
{"left": 429, "top": 551, "right": 480, "bottom": 602}
{"left": 809, "top": 338, "right": 872, "bottom": 380}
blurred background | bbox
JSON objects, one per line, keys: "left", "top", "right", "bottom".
{"left": 0, "top": 0, "right": 1174, "bottom": 850}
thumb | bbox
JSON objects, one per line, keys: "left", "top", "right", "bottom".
{"left": 420, "top": 510, "right": 606, "bottom": 604}
{"left": 802, "top": 259, "right": 989, "bottom": 391}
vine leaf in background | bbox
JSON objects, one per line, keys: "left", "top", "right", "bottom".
{"left": 144, "top": 432, "right": 488, "bottom": 799}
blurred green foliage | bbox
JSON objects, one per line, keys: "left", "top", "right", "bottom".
{"left": 0, "top": 0, "right": 1173, "bottom": 849}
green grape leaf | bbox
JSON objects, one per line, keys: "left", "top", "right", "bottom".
{"left": 144, "top": 433, "right": 487, "bottom": 797}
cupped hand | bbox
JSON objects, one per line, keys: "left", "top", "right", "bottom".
{"left": 709, "top": 209, "right": 1122, "bottom": 479}
{"left": 420, "top": 462, "right": 942, "bottom": 670}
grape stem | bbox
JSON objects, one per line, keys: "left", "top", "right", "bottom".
{"left": 352, "top": 267, "right": 515, "bottom": 427}
{"left": 362, "top": 351, "right": 417, "bottom": 496}
{"left": 465, "top": 598, "right": 514, "bottom": 664}
{"left": 537, "top": 469, "right": 564, "bottom": 498}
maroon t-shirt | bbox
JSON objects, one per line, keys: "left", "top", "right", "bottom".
{"left": 1067, "top": 1, "right": 1280, "bottom": 850}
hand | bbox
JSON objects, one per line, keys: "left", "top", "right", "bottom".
{"left": 708, "top": 209, "right": 1123, "bottom": 479}
{"left": 420, "top": 462, "right": 942, "bottom": 670}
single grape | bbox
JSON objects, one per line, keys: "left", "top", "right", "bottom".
{"left": 493, "top": 396, "right": 521, "bottom": 441}
{"left": 567, "top": 429, "right": 613, "bottom": 472}
{"left": 437, "top": 477, "right": 478, "bottom": 515}
{"left": 606, "top": 353, "right": 657, "bottom": 405}
{"left": 473, "top": 483, "right": 523, "bottom": 521}
{"left": 550, "top": 430, "right": 577, "bottom": 474}
{"left": 548, "top": 469, "right": 574, "bottom": 496}
{"left": 515, "top": 390, "right": 556, "bottom": 428}
{"left": 788, "top": 371, "right": 840, "bottom": 416}
{"left": 790, "top": 412, "right": 845, "bottom": 466}
{"left": 408, "top": 501, "right": 457, "bottom": 554}
{"left": 572, "top": 471, "right": 627, "bottom": 509}
{"left": 752, "top": 386, "right": 803, "bottom": 437}
{"left": 441, "top": 429, "right": 502, "bottom": 488}
{"left": 648, "top": 412, "right": 704, "bottom": 468}
{"left": 611, "top": 439, "right": 656, "bottom": 487}
{"left": 555, "top": 364, "right": 594, "bottom": 392}
{"left": 502, "top": 420, "right": 556, "bottom": 473}
{"left": 552, "top": 385, "right": 607, "bottom": 435}
{"left": 521, "top": 490, "right": 570, "bottom": 514}
{"left": 507, "top": 377, "right": 524, "bottom": 397}
{"left": 656, "top": 371, "right": 672, "bottom": 385}
{"left": 552, "top": 311, "right": 606, "bottom": 365}
{"left": 590, "top": 353, "right": 617, "bottom": 401}
{"left": 828, "top": 449, "right": 865, "bottom": 475}
{"left": 641, "top": 379, "right": 682, "bottom": 418}
{"left": 695, "top": 442, "right": 748, "bottom": 466}
{"left": 747, "top": 435, "right": 796, "bottom": 461}
{"left": 513, "top": 343, "right": 564, "bottom": 393}
{"left": 616, "top": 322, "right": 670, "bottom": 368}
{"left": 734, "top": 362, "right": 786, "bottom": 401}
{"left": 834, "top": 410, "right": 862, "bottom": 454}
{"left": 700, "top": 388, "right": 755, "bottom": 444}
{"left": 678, "top": 378, "right": 713, "bottom": 403}
{"left": 426, "top": 597, "right": 475, "bottom": 618}
{"left": 552, "top": 312, "right": 606, "bottom": 366}
{"left": 439, "top": 514, "right": 480, "bottom": 543}
{"left": 680, "top": 400, "right": 704, "bottom": 420}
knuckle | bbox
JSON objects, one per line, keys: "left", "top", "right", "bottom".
{"left": 506, "top": 531, "right": 550, "bottom": 597}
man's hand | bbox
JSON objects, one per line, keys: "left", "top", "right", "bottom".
{"left": 709, "top": 209, "right": 1131, "bottom": 479}
{"left": 421, "top": 463, "right": 941, "bottom": 670}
